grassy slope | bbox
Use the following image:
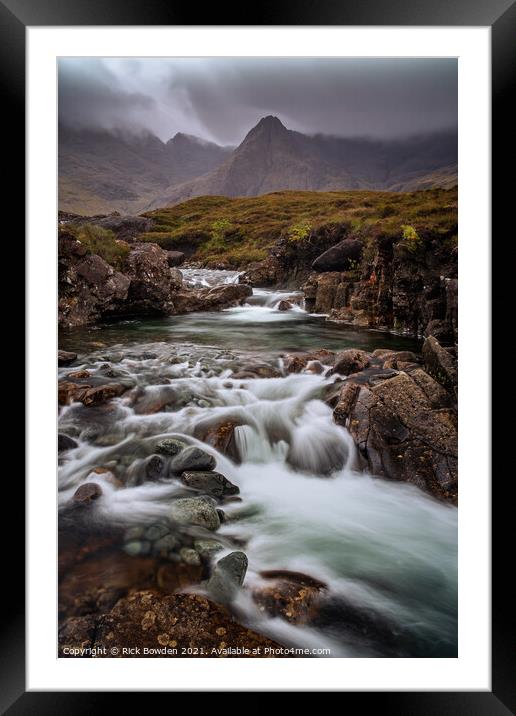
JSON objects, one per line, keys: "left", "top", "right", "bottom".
{"left": 140, "top": 188, "right": 458, "bottom": 267}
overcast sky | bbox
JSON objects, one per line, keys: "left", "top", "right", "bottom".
{"left": 58, "top": 57, "right": 457, "bottom": 145}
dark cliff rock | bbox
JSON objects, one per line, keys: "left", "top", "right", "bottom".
{"left": 240, "top": 221, "right": 457, "bottom": 342}
{"left": 332, "top": 338, "right": 457, "bottom": 502}
{"left": 59, "top": 211, "right": 154, "bottom": 242}
{"left": 58, "top": 229, "right": 252, "bottom": 328}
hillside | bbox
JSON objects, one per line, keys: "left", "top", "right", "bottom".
{"left": 59, "top": 117, "right": 457, "bottom": 215}
{"left": 58, "top": 125, "right": 232, "bottom": 215}
{"left": 139, "top": 187, "right": 458, "bottom": 267}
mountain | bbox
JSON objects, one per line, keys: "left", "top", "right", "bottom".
{"left": 58, "top": 126, "right": 232, "bottom": 215}
{"left": 150, "top": 116, "right": 457, "bottom": 208}
{"left": 58, "top": 117, "right": 457, "bottom": 214}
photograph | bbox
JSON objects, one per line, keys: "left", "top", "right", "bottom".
{"left": 56, "top": 56, "right": 460, "bottom": 660}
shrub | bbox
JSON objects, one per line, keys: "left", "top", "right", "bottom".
{"left": 287, "top": 221, "right": 311, "bottom": 242}
{"left": 76, "top": 224, "right": 130, "bottom": 270}
{"left": 400, "top": 224, "right": 423, "bottom": 253}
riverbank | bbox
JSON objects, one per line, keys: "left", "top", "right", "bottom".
{"left": 58, "top": 270, "right": 457, "bottom": 658}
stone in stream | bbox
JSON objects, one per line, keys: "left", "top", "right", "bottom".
{"left": 58, "top": 433, "right": 78, "bottom": 452}
{"left": 58, "top": 349, "right": 77, "bottom": 366}
{"left": 253, "top": 570, "right": 327, "bottom": 624}
{"left": 123, "top": 540, "right": 151, "bottom": 557}
{"left": 166, "top": 250, "right": 185, "bottom": 267}
{"left": 194, "top": 539, "right": 224, "bottom": 559}
{"left": 145, "top": 454, "right": 166, "bottom": 481}
{"left": 330, "top": 349, "right": 370, "bottom": 376}
{"left": 277, "top": 299, "right": 293, "bottom": 311}
{"left": 170, "top": 445, "right": 216, "bottom": 473}
{"left": 144, "top": 523, "right": 169, "bottom": 541}
{"left": 206, "top": 551, "right": 248, "bottom": 605}
{"left": 180, "top": 471, "right": 239, "bottom": 499}
{"left": 168, "top": 496, "right": 220, "bottom": 531}
{"left": 72, "top": 482, "right": 103, "bottom": 505}
{"left": 179, "top": 547, "right": 201, "bottom": 566}
{"left": 81, "top": 383, "right": 127, "bottom": 406}
{"left": 155, "top": 437, "right": 187, "bottom": 456}
{"left": 422, "top": 335, "right": 458, "bottom": 397}
{"left": 152, "top": 534, "right": 179, "bottom": 557}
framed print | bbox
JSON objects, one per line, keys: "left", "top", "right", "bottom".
{"left": 3, "top": 0, "right": 512, "bottom": 708}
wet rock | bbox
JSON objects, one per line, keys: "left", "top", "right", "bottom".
{"left": 169, "top": 267, "right": 183, "bottom": 290}
{"left": 194, "top": 539, "right": 224, "bottom": 559}
{"left": 67, "top": 369, "right": 91, "bottom": 380}
{"left": 410, "top": 367, "right": 451, "bottom": 409}
{"left": 331, "top": 349, "right": 370, "bottom": 376}
{"left": 206, "top": 551, "right": 248, "bottom": 604}
{"left": 166, "top": 250, "right": 185, "bottom": 267}
{"left": 90, "top": 590, "right": 285, "bottom": 657}
{"left": 180, "top": 471, "right": 239, "bottom": 499}
{"left": 193, "top": 420, "right": 240, "bottom": 461}
{"left": 58, "top": 381, "right": 91, "bottom": 405}
{"left": 277, "top": 300, "right": 293, "bottom": 311}
{"left": 59, "top": 615, "right": 96, "bottom": 654}
{"left": 72, "top": 482, "right": 103, "bottom": 505}
{"left": 123, "top": 540, "right": 151, "bottom": 557}
{"left": 168, "top": 496, "right": 220, "bottom": 531}
{"left": 422, "top": 335, "right": 458, "bottom": 397}
{"left": 156, "top": 437, "right": 187, "bottom": 456}
{"left": 58, "top": 433, "right": 78, "bottom": 452}
{"left": 312, "top": 238, "right": 363, "bottom": 272}
{"left": 124, "top": 242, "right": 176, "bottom": 315}
{"left": 171, "top": 446, "right": 216, "bottom": 473}
{"left": 283, "top": 349, "right": 335, "bottom": 373}
{"left": 173, "top": 282, "right": 253, "bottom": 313}
{"left": 336, "top": 371, "right": 458, "bottom": 501}
{"left": 145, "top": 454, "right": 166, "bottom": 481}
{"left": 131, "top": 386, "right": 177, "bottom": 414}
{"left": 58, "top": 349, "right": 78, "bottom": 366}
{"left": 382, "top": 350, "right": 421, "bottom": 370}
{"left": 253, "top": 571, "right": 327, "bottom": 624}
{"left": 153, "top": 534, "right": 179, "bottom": 557}
{"left": 81, "top": 383, "right": 127, "bottom": 406}
{"left": 144, "top": 523, "right": 169, "bottom": 541}
{"left": 179, "top": 547, "right": 201, "bottom": 566}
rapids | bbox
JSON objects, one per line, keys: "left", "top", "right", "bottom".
{"left": 58, "top": 269, "right": 457, "bottom": 657}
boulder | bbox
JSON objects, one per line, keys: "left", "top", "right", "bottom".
{"left": 168, "top": 496, "right": 220, "bottom": 531}
{"left": 193, "top": 420, "right": 240, "bottom": 460}
{"left": 277, "top": 300, "right": 292, "bottom": 311}
{"left": 312, "top": 239, "right": 363, "bottom": 272}
{"left": 334, "top": 371, "right": 457, "bottom": 501}
{"left": 145, "top": 454, "right": 166, "bottom": 481}
{"left": 72, "top": 482, "right": 103, "bottom": 505}
{"left": 156, "top": 438, "right": 187, "bottom": 456}
{"left": 81, "top": 383, "right": 127, "bottom": 406}
{"left": 173, "top": 283, "right": 252, "bottom": 313}
{"left": 169, "top": 268, "right": 183, "bottom": 290}
{"left": 253, "top": 571, "right": 327, "bottom": 624}
{"left": 171, "top": 446, "right": 216, "bottom": 473}
{"left": 206, "top": 551, "right": 248, "bottom": 604}
{"left": 124, "top": 242, "right": 176, "bottom": 314}
{"left": 58, "top": 433, "right": 78, "bottom": 452}
{"left": 422, "top": 335, "right": 458, "bottom": 397}
{"left": 283, "top": 349, "right": 335, "bottom": 373}
{"left": 166, "top": 250, "right": 185, "bottom": 267}
{"left": 180, "top": 471, "right": 239, "bottom": 499}
{"left": 58, "top": 350, "right": 77, "bottom": 366}
{"left": 331, "top": 349, "right": 370, "bottom": 376}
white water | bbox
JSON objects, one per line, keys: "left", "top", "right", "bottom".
{"left": 59, "top": 269, "right": 457, "bottom": 657}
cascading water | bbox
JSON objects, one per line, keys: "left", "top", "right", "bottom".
{"left": 58, "top": 269, "right": 457, "bottom": 657}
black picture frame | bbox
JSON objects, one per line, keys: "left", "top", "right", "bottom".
{"left": 4, "top": 0, "right": 512, "bottom": 709}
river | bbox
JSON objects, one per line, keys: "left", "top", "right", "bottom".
{"left": 58, "top": 269, "right": 457, "bottom": 658}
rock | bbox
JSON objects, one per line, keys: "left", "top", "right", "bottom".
{"left": 145, "top": 454, "right": 166, "bottom": 481}
{"left": 72, "top": 482, "right": 103, "bottom": 505}
{"left": 58, "top": 433, "right": 78, "bottom": 452}
{"left": 180, "top": 471, "right": 239, "bottom": 499}
{"left": 206, "top": 551, "right": 248, "bottom": 604}
{"left": 89, "top": 590, "right": 285, "bottom": 657}
{"left": 312, "top": 239, "right": 363, "bottom": 272}
{"left": 331, "top": 349, "right": 370, "bottom": 376}
{"left": 82, "top": 214, "right": 154, "bottom": 242}
{"left": 132, "top": 386, "right": 177, "bottom": 414}
{"left": 81, "top": 383, "right": 126, "bottom": 406}
{"left": 277, "top": 300, "right": 292, "bottom": 311}
{"left": 193, "top": 420, "right": 240, "bottom": 461}
{"left": 171, "top": 446, "right": 216, "bottom": 473}
{"left": 333, "top": 382, "right": 361, "bottom": 424}
{"left": 152, "top": 534, "right": 179, "bottom": 557}
{"left": 58, "top": 349, "right": 77, "bottom": 366}
{"left": 58, "top": 381, "right": 91, "bottom": 405}
{"left": 169, "top": 268, "right": 183, "bottom": 289}
{"left": 179, "top": 547, "right": 201, "bottom": 566}
{"left": 144, "top": 523, "right": 169, "bottom": 541}
{"left": 173, "top": 283, "right": 252, "bottom": 313}
{"left": 67, "top": 369, "right": 91, "bottom": 380}
{"left": 283, "top": 349, "right": 335, "bottom": 373}
{"left": 194, "top": 539, "right": 224, "bottom": 559}
{"left": 168, "top": 497, "right": 220, "bottom": 531}
{"left": 156, "top": 437, "right": 187, "bottom": 456}
{"left": 123, "top": 540, "right": 151, "bottom": 557}
{"left": 381, "top": 351, "right": 421, "bottom": 370}
{"left": 124, "top": 242, "right": 176, "bottom": 315}
{"left": 336, "top": 371, "right": 457, "bottom": 501}
{"left": 253, "top": 571, "right": 327, "bottom": 624}
{"left": 409, "top": 367, "right": 451, "bottom": 409}
{"left": 422, "top": 335, "right": 458, "bottom": 396}
{"left": 166, "top": 250, "right": 185, "bottom": 267}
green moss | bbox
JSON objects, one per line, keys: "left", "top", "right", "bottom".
{"left": 134, "top": 188, "right": 457, "bottom": 268}
{"left": 75, "top": 224, "right": 130, "bottom": 270}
